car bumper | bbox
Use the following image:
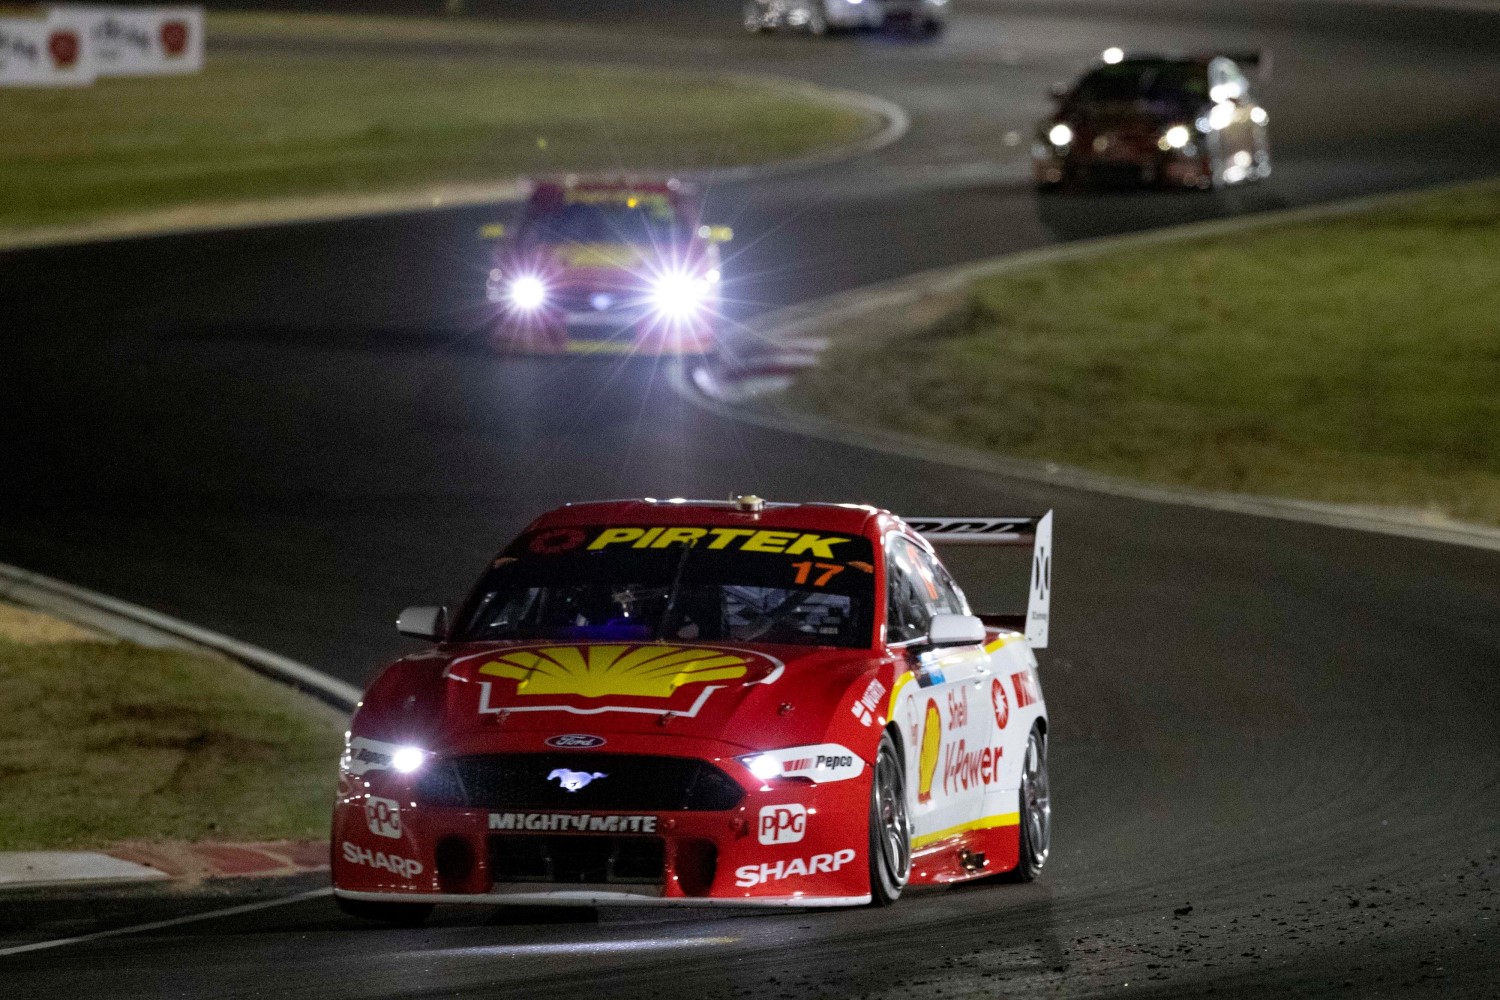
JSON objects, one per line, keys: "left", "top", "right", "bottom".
{"left": 331, "top": 749, "right": 874, "bottom": 905}
{"left": 1032, "top": 147, "right": 1212, "bottom": 189}
{"left": 491, "top": 310, "right": 718, "bottom": 355}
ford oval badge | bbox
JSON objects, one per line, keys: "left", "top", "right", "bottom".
{"left": 545, "top": 734, "right": 607, "bottom": 749}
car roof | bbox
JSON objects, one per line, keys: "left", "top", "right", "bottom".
{"left": 521, "top": 499, "right": 888, "bottom": 539}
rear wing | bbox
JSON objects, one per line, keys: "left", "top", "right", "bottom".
{"left": 906, "top": 512, "right": 1053, "bottom": 650}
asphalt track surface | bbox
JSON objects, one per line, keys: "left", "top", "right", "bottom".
{"left": 3, "top": 1, "right": 1500, "bottom": 996}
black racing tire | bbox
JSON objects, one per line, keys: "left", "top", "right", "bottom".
{"left": 336, "top": 895, "right": 435, "bottom": 927}
{"left": 1004, "top": 725, "right": 1051, "bottom": 882}
{"left": 868, "top": 729, "right": 913, "bottom": 906}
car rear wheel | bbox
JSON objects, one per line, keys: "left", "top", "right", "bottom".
{"left": 868, "top": 729, "right": 912, "bottom": 906}
{"left": 1005, "top": 725, "right": 1051, "bottom": 881}
{"left": 336, "top": 895, "right": 434, "bottom": 927}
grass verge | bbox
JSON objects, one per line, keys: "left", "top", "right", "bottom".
{"left": 787, "top": 181, "right": 1500, "bottom": 526}
{"left": 0, "top": 608, "right": 343, "bottom": 851}
{"left": 0, "top": 20, "right": 876, "bottom": 232}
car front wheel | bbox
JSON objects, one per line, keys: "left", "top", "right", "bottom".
{"left": 868, "top": 729, "right": 912, "bottom": 905}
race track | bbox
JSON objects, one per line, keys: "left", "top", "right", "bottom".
{"left": 2, "top": 1, "right": 1499, "bottom": 996}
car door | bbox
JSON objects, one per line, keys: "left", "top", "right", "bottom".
{"left": 884, "top": 535, "right": 996, "bottom": 852}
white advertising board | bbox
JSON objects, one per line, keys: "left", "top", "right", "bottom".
{"left": 0, "top": 14, "right": 95, "bottom": 87}
{"left": 50, "top": 5, "right": 203, "bottom": 76}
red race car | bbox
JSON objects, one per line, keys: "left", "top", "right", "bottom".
{"left": 482, "top": 178, "right": 732, "bottom": 355}
{"left": 332, "top": 497, "right": 1052, "bottom": 922}
{"left": 1034, "top": 49, "right": 1271, "bottom": 191}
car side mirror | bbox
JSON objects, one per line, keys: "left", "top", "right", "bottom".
{"left": 927, "top": 613, "right": 986, "bottom": 647}
{"left": 397, "top": 606, "right": 448, "bottom": 641}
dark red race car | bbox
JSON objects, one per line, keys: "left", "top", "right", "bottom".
{"left": 482, "top": 178, "right": 732, "bottom": 354}
{"left": 331, "top": 496, "right": 1053, "bottom": 923}
{"left": 1034, "top": 49, "right": 1271, "bottom": 191}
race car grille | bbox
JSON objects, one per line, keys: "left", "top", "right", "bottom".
{"left": 415, "top": 754, "right": 745, "bottom": 812}
{"left": 488, "top": 834, "right": 664, "bottom": 885}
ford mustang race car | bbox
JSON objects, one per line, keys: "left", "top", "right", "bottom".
{"left": 482, "top": 178, "right": 731, "bottom": 355}
{"left": 332, "top": 496, "right": 1052, "bottom": 923}
{"left": 1034, "top": 49, "right": 1271, "bottom": 191}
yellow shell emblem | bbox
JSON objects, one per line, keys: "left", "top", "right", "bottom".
{"left": 917, "top": 699, "right": 942, "bottom": 804}
{"left": 478, "top": 645, "right": 749, "bottom": 700}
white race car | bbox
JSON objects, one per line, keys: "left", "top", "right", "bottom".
{"left": 744, "top": 0, "right": 950, "bottom": 36}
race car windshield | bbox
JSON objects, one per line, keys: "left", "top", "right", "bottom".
{"left": 457, "top": 526, "right": 876, "bottom": 648}
{"left": 1070, "top": 61, "right": 1208, "bottom": 110}
{"left": 524, "top": 201, "right": 678, "bottom": 244}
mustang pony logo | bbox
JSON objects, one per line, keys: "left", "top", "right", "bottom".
{"left": 548, "top": 768, "right": 605, "bottom": 792}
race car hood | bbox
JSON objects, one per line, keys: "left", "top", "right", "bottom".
{"left": 354, "top": 640, "right": 885, "bottom": 757}
{"left": 1064, "top": 99, "right": 1203, "bottom": 135}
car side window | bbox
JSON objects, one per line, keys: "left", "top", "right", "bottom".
{"left": 885, "top": 537, "right": 933, "bottom": 643}
{"left": 914, "top": 546, "right": 969, "bottom": 617}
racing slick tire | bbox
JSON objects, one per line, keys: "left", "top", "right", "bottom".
{"left": 1004, "top": 724, "right": 1051, "bottom": 882}
{"left": 868, "top": 729, "right": 913, "bottom": 906}
{"left": 336, "top": 895, "right": 435, "bottom": 927}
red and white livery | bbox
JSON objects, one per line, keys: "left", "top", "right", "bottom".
{"left": 332, "top": 497, "right": 1052, "bottom": 922}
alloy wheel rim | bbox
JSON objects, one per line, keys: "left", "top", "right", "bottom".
{"left": 875, "top": 747, "right": 912, "bottom": 884}
{"left": 1022, "top": 731, "right": 1051, "bottom": 865}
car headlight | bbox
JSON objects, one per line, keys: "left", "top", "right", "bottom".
{"left": 1047, "top": 123, "right": 1073, "bottom": 148}
{"left": 391, "top": 746, "right": 426, "bottom": 773}
{"left": 1208, "top": 101, "right": 1235, "bottom": 132}
{"left": 1161, "top": 124, "right": 1192, "bottom": 150}
{"left": 650, "top": 271, "right": 712, "bottom": 319}
{"left": 508, "top": 275, "right": 547, "bottom": 311}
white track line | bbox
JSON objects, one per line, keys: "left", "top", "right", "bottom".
{"left": 0, "top": 888, "right": 333, "bottom": 959}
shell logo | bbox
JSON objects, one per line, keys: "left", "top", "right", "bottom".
{"left": 478, "top": 644, "right": 749, "bottom": 700}
{"left": 916, "top": 698, "right": 942, "bottom": 804}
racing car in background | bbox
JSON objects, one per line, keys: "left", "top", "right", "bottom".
{"left": 332, "top": 496, "right": 1052, "bottom": 922}
{"left": 1034, "top": 49, "right": 1271, "bottom": 191}
{"left": 482, "top": 178, "right": 732, "bottom": 354}
{"left": 744, "top": 0, "right": 950, "bottom": 36}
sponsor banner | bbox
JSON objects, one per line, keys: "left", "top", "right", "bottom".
{"left": 850, "top": 676, "right": 886, "bottom": 727}
{"left": 585, "top": 526, "right": 852, "bottom": 558}
{"left": 734, "top": 848, "right": 855, "bottom": 888}
{"left": 0, "top": 15, "right": 94, "bottom": 87}
{"left": 489, "top": 812, "right": 659, "bottom": 834}
{"left": 762, "top": 743, "right": 865, "bottom": 784}
{"left": 364, "top": 796, "right": 402, "bottom": 839}
{"left": 341, "top": 841, "right": 423, "bottom": 879}
{"left": 50, "top": 6, "right": 203, "bottom": 76}
{"left": 344, "top": 736, "right": 401, "bottom": 775}
{"left": 757, "top": 804, "right": 807, "bottom": 845}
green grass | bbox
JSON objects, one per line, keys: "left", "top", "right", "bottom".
{"left": 788, "top": 182, "right": 1500, "bottom": 526}
{"left": 0, "top": 637, "right": 344, "bottom": 850}
{"left": 0, "top": 48, "right": 874, "bottom": 231}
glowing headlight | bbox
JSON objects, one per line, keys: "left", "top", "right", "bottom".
{"left": 1047, "top": 123, "right": 1073, "bottom": 147}
{"left": 1250, "top": 106, "right": 1268, "bottom": 125}
{"left": 651, "top": 271, "right": 711, "bottom": 319}
{"left": 1208, "top": 101, "right": 1235, "bottom": 132}
{"left": 391, "top": 746, "right": 426, "bottom": 773}
{"left": 508, "top": 275, "right": 547, "bottom": 311}
{"left": 1162, "top": 125, "right": 1192, "bottom": 150}
{"left": 743, "top": 754, "right": 783, "bottom": 781}
{"left": 1102, "top": 46, "right": 1124, "bottom": 64}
